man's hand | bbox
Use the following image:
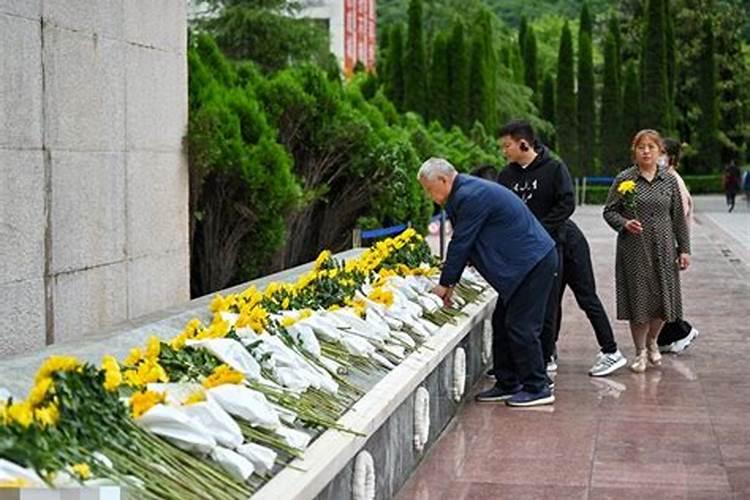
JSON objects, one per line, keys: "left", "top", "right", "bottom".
{"left": 678, "top": 253, "right": 690, "bottom": 270}
{"left": 432, "top": 285, "right": 454, "bottom": 308}
{"left": 624, "top": 219, "right": 643, "bottom": 235}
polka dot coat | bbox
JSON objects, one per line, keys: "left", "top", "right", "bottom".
{"left": 603, "top": 166, "right": 691, "bottom": 324}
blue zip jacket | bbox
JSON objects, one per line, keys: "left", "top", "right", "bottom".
{"left": 440, "top": 174, "right": 555, "bottom": 302}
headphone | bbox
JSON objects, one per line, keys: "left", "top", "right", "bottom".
{"left": 520, "top": 141, "right": 529, "bottom": 152}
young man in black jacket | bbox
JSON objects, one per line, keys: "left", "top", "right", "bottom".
{"left": 496, "top": 120, "right": 573, "bottom": 373}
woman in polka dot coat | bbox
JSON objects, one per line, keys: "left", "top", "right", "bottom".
{"left": 603, "top": 129, "right": 691, "bottom": 373}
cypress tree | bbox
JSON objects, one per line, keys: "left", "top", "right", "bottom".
{"left": 518, "top": 15, "right": 528, "bottom": 59}
{"left": 404, "top": 0, "right": 428, "bottom": 118}
{"left": 580, "top": 2, "right": 593, "bottom": 36}
{"left": 556, "top": 22, "right": 578, "bottom": 174}
{"left": 600, "top": 31, "right": 623, "bottom": 174}
{"left": 608, "top": 16, "right": 622, "bottom": 89}
{"left": 468, "top": 35, "right": 488, "bottom": 130}
{"left": 578, "top": 28, "right": 596, "bottom": 175}
{"left": 541, "top": 73, "right": 556, "bottom": 148}
{"left": 697, "top": 17, "right": 720, "bottom": 173}
{"left": 430, "top": 31, "right": 451, "bottom": 128}
{"left": 664, "top": 0, "right": 676, "bottom": 104}
{"left": 641, "top": 0, "right": 671, "bottom": 132}
{"left": 385, "top": 24, "right": 405, "bottom": 111}
{"left": 447, "top": 20, "right": 470, "bottom": 130}
{"left": 524, "top": 26, "right": 538, "bottom": 96}
{"left": 622, "top": 62, "right": 641, "bottom": 148}
{"left": 509, "top": 43, "right": 525, "bottom": 85}
{"left": 476, "top": 11, "right": 497, "bottom": 134}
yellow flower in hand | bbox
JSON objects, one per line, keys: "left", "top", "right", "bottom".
{"left": 617, "top": 179, "right": 636, "bottom": 195}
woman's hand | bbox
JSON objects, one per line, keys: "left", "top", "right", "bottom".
{"left": 624, "top": 219, "right": 643, "bottom": 235}
{"left": 678, "top": 253, "right": 690, "bottom": 270}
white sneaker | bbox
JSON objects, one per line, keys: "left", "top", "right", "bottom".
{"left": 589, "top": 350, "right": 627, "bottom": 377}
{"left": 670, "top": 328, "right": 699, "bottom": 354}
{"left": 546, "top": 358, "right": 558, "bottom": 373}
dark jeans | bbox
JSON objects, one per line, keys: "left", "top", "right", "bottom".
{"left": 555, "top": 223, "right": 618, "bottom": 354}
{"left": 727, "top": 192, "right": 737, "bottom": 211}
{"left": 540, "top": 245, "right": 564, "bottom": 362}
{"left": 492, "top": 247, "right": 558, "bottom": 393}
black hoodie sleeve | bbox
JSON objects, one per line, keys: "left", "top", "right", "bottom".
{"left": 540, "top": 162, "right": 575, "bottom": 235}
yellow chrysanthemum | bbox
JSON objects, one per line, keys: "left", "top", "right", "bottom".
{"left": 368, "top": 287, "right": 394, "bottom": 308}
{"left": 69, "top": 463, "right": 91, "bottom": 480}
{"left": 35, "top": 356, "right": 82, "bottom": 384}
{"left": 280, "top": 315, "right": 296, "bottom": 328}
{"left": 184, "top": 390, "right": 205, "bottom": 405}
{"left": 281, "top": 297, "right": 290, "bottom": 309}
{"left": 236, "top": 306, "right": 268, "bottom": 333}
{"left": 124, "top": 359, "right": 169, "bottom": 387}
{"left": 299, "top": 309, "right": 313, "bottom": 320}
{"left": 130, "top": 390, "right": 165, "bottom": 419}
{"left": 202, "top": 364, "right": 245, "bottom": 389}
{"left": 184, "top": 318, "right": 203, "bottom": 338}
{"left": 7, "top": 402, "right": 33, "bottom": 428}
{"left": 196, "top": 313, "right": 229, "bottom": 340}
{"left": 313, "top": 250, "right": 332, "bottom": 271}
{"left": 617, "top": 179, "right": 636, "bottom": 195}
{"left": 346, "top": 298, "right": 367, "bottom": 318}
{"left": 101, "top": 355, "right": 122, "bottom": 392}
{"left": 34, "top": 403, "right": 59, "bottom": 427}
{"left": 145, "top": 336, "right": 161, "bottom": 360}
{"left": 28, "top": 377, "right": 53, "bottom": 407}
{"left": 327, "top": 304, "right": 341, "bottom": 312}
{"left": 210, "top": 294, "right": 229, "bottom": 314}
{"left": 169, "top": 331, "right": 189, "bottom": 350}
{"left": 124, "top": 347, "right": 142, "bottom": 367}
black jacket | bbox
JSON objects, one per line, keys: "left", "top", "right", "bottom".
{"left": 497, "top": 145, "right": 576, "bottom": 243}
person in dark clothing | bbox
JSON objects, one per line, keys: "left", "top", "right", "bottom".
{"left": 724, "top": 160, "right": 741, "bottom": 212}
{"left": 496, "top": 120, "right": 574, "bottom": 372}
{"left": 556, "top": 220, "right": 627, "bottom": 376}
{"left": 418, "top": 157, "right": 558, "bottom": 407}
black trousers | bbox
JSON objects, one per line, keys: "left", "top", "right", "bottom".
{"left": 555, "top": 225, "right": 618, "bottom": 354}
{"left": 492, "top": 248, "right": 558, "bottom": 393}
{"left": 540, "top": 244, "right": 564, "bottom": 362}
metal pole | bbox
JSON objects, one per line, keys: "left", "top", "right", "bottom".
{"left": 352, "top": 228, "right": 362, "bottom": 248}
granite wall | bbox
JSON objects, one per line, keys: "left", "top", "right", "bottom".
{"left": 0, "top": 1, "right": 188, "bottom": 356}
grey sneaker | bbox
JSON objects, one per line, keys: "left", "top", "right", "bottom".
{"left": 589, "top": 350, "right": 627, "bottom": 377}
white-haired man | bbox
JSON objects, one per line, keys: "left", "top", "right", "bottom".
{"left": 418, "top": 157, "right": 558, "bottom": 407}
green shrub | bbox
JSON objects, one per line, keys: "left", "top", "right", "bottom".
{"left": 682, "top": 174, "right": 723, "bottom": 194}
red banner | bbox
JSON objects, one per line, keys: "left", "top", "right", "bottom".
{"left": 367, "top": 0, "right": 376, "bottom": 71}
{"left": 344, "top": 0, "right": 355, "bottom": 76}
{"left": 356, "top": 0, "right": 367, "bottom": 67}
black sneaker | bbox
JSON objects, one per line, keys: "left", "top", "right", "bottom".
{"left": 475, "top": 384, "right": 522, "bottom": 402}
{"left": 506, "top": 388, "right": 555, "bottom": 407}
{"left": 486, "top": 368, "right": 495, "bottom": 377}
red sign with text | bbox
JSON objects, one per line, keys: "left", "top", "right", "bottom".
{"left": 344, "top": 0, "right": 376, "bottom": 77}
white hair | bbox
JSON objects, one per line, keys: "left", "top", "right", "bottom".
{"left": 417, "top": 157, "right": 457, "bottom": 181}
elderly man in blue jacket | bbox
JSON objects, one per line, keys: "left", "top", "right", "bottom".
{"left": 418, "top": 157, "right": 558, "bottom": 406}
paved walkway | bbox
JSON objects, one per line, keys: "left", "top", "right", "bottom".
{"left": 398, "top": 198, "right": 750, "bottom": 499}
